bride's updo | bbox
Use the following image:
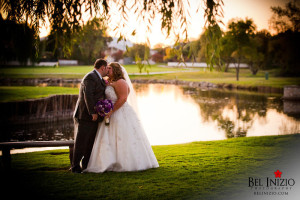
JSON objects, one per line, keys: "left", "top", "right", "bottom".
{"left": 109, "top": 62, "right": 125, "bottom": 81}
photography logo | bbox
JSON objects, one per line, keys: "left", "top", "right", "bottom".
{"left": 248, "top": 170, "right": 296, "bottom": 196}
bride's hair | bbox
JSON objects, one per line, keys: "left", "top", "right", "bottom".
{"left": 109, "top": 62, "right": 125, "bottom": 81}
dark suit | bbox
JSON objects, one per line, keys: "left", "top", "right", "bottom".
{"left": 72, "top": 70, "right": 106, "bottom": 171}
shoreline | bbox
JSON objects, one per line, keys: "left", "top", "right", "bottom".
{"left": 131, "top": 79, "right": 284, "bottom": 94}
{"left": 0, "top": 77, "right": 284, "bottom": 94}
{"left": 3, "top": 133, "right": 299, "bottom": 155}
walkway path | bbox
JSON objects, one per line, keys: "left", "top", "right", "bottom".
{"left": 128, "top": 69, "right": 200, "bottom": 75}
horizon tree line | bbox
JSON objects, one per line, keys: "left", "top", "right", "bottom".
{"left": 0, "top": 1, "right": 299, "bottom": 77}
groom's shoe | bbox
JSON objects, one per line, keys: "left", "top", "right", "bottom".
{"left": 72, "top": 169, "right": 82, "bottom": 173}
{"left": 71, "top": 166, "right": 82, "bottom": 173}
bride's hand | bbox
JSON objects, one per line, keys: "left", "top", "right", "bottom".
{"left": 106, "top": 110, "right": 113, "bottom": 118}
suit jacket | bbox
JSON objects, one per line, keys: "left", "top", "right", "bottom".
{"left": 74, "top": 70, "right": 106, "bottom": 122}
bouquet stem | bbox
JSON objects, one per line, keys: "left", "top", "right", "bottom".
{"left": 105, "top": 117, "right": 110, "bottom": 126}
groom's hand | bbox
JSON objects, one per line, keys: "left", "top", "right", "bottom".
{"left": 92, "top": 114, "right": 98, "bottom": 121}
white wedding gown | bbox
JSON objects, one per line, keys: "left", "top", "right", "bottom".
{"left": 84, "top": 85, "right": 159, "bottom": 173}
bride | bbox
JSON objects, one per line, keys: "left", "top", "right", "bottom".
{"left": 84, "top": 62, "right": 159, "bottom": 173}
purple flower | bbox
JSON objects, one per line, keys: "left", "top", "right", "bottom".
{"left": 95, "top": 99, "right": 114, "bottom": 117}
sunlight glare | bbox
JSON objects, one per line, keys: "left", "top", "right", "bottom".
{"left": 137, "top": 84, "right": 226, "bottom": 145}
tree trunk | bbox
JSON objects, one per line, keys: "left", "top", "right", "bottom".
{"left": 236, "top": 67, "right": 239, "bottom": 81}
{"left": 225, "top": 62, "right": 230, "bottom": 72}
{"left": 236, "top": 60, "right": 240, "bottom": 81}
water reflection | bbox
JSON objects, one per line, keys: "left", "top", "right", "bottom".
{"left": 1, "top": 84, "right": 299, "bottom": 146}
{"left": 136, "top": 84, "right": 226, "bottom": 144}
{"left": 1, "top": 120, "right": 74, "bottom": 142}
{"left": 136, "top": 84, "right": 299, "bottom": 144}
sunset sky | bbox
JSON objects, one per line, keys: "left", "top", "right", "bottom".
{"left": 39, "top": 0, "right": 292, "bottom": 47}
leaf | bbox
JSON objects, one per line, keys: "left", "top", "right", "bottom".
{"left": 117, "top": 35, "right": 123, "bottom": 43}
{"left": 131, "top": 30, "right": 136, "bottom": 36}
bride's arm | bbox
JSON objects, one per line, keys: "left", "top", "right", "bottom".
{"left": 107, "top": 79, "right": 128, "bottom": 117}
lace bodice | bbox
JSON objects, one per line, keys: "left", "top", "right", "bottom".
{"left": 105, "top": 86, "right": 118, "bottom": 104}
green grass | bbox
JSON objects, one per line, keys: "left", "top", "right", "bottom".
{"left": 1, "top": 65, "right": 299, "bottom": 89}
{"left": 0, "top": 86, "right": 79, "bottom": 102}
{"left": 0, "top": 71, "right": 298, "bottom": 103}
{"left": 131, "top": 69, "right": 300, "bottom": 88}
{"left": 0, "top": 82, "right": 283, "bottom": 103}
{"left": 0, "top": 64, "right": 188, "bottom": 79}
{"left": 1, "top": 134, "right": 299, "bottom": 200}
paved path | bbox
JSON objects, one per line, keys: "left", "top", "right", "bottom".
{"left": 128, "top": 69, "right": 200, "bottom": 75}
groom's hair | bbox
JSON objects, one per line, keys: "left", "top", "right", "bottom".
{"left": 94, "top": 59, "right": 107, "bottom": 69}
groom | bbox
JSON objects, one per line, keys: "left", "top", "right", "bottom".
{"left": 71, "top": 58, "right": 108, "bottom": 173}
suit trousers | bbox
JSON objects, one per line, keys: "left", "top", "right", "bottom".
{"left": 72, "top": 120, "right": 99, "bottom": 170}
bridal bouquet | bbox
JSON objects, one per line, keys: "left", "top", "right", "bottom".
{"left": 95, "top": 99, "right": 114, "bottom": 125}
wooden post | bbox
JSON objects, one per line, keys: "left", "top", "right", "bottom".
{"left": 69, "top": 145, "right": 74, "bottom": 165}
{"left": 2, "top": 148, "right": 11, "bottom": 170}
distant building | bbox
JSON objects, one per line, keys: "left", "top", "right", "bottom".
{"left": 58, "top": 60, "right": 78, "bottom": 66}
{"left": 105, "top": 38, "right": 158, "bottom": 65}
{"left": 167, "top": 62, "right": 249, "bottom": 68}
{"left": 107, "top": 37, "right": 133, "bottom": 51}
{"left": 105, "top": 37, "right": 134, "bottom": 63}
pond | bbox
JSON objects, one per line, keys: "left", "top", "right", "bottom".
{"left": 2, "top": 84, "right": 300, "bottom": 147}
{"left": 136, "top": 84, "right": 299, "bottom": 145}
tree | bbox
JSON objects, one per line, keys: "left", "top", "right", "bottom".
{"left": 268, "top": 1, "right": 300, "bottom": 76}
{"left": 268, "top": 31, "right": 300, "bottom": 76}
{"left": 183, "top": 40, "right": 201, "bottom": 62}
{"left": 124, "top": 44, "right": 150, "bottom": 73}
{"left": 0, "top": 15, "right": 36, "bottom": 65}
{"left": 71, "top": 17, "right": 111, "bottom": 64}
{"left": 227, "top": 18, "right": 256, "bottom": 81}
{"left": 203, "top": 0, "right": 224, "bottom": 70}
{"left": 125, "top": 44, "right": 150, "bottom": 61}
{"left": 269, "top": 1, "right": 300, "bottom": 33}
{"left": 1, "top": 0, "right": 224, "bottom": 63}
{"left": 151, "top": 46, "right": 165, "bottom": 63}
{"left": 1, "top": 0, "right": 86, "bottom": 57}
{"left": 170, "top": 42, "right": 187, "bottom": 63}
{"left": 254, "top": 30, "right": 271, "bottom": 70}
{"left": 163, "top": 47, "right": 177, "bottom": 62}
{"left": 42, "top": 17, "right": 110, "bottom": 63}
{"left": 242, "top": 37, "right": 264, "bottom": 75}
{"left": 151, "top": 52, "right": 164, "bottom": 63}
{"left": 202, "top": 25, "right": 223, "bottom": 71}
{"left": 219, "top": 33, "right": 235, "bottom": 72}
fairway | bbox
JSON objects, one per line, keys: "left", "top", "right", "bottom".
{"left": 1, "top": 134, "right": 299, "bottom": 200}
{"left": 0, "top": 86, "right": 79, "bottom": 102}
{"left": 0, "top": 64, "right": 189, "bottom": 78}
{"left": 1, "top": 65, "right": 299, "bottom": 89}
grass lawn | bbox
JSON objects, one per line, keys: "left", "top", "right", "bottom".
{"left": 0, "top": 68, "right": 298, "bottom": 102}
{"left": 1, "top": 134, "right": 299, "bottom": 200}
{"left": 131, "top": 69, "right": 300, "bottom": 88}
{"left": 0, "top": 83, "right": 284, "bottom": 103}
{"left": 0, "top": 86, "right": 79, "bottom": 102}
{"left": 0, "top": 65, "right": 299, "bottom": 89}
{"left": 0, "top": 64, "right": 189, "bottom": 79}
